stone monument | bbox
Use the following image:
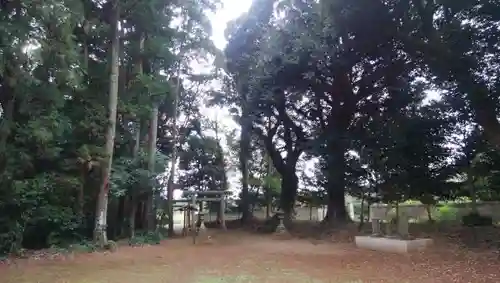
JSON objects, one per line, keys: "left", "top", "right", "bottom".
{"left": 274, "top": 211, "right": 287, "bottom": 233}
{"left": 355, "top": 204, "right": 433, "bottom": 253}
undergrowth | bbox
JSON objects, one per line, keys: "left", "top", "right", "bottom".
{"left": 128, "top": 231, "right": 164, "bottom": 246}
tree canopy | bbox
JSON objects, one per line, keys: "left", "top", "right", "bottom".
{"left": 218, "top": 0, "right": 500, "bottom": 224}
{"left": 2, "top": 0, "right": 500, "bottom": 254}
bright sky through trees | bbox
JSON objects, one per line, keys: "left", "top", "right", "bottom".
{"left": 172, "top": 0, "right": 253, "bottom": 199}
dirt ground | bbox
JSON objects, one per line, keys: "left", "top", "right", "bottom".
{"left": 1, "top": 230, "right": 500, "bottom": 283}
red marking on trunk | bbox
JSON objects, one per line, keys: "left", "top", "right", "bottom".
{"left": 103, "top": 177, "right": 109, "bottom": 194}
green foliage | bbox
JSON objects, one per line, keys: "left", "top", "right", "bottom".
{"left": 178, "top": 133, "right": 229, "bottom": 193}
{"left": 217, "top": 0, "right": 500, "bottom": 224}
{"left": 128, "top": 231, "right": 164, "bottom": 246}
{"left": 435, "top": 205, "right": 460, "bottom": 222}
{"left": 3, "top": 0, "right": 500, "bottom": 255}
{"left": 0, "top": 0, "right": 219, "bottom": 253}
{"left": 462, "top": 213, "right": 493, "bottom": 227}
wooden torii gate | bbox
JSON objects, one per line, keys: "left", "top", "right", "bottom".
{"left": 174, "top": 190, "right": 231, "bottom": 244}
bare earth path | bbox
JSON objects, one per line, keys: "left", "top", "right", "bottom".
{"left": 1, "top": 231, "right": 500, "bottom": 283}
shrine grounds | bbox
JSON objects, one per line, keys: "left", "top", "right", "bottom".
{"left": 1, "top": 222, "right": 500, "bottom": 283}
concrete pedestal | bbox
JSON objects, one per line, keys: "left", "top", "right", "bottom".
{"left": 355, "top": 236, "right": 433, "bottom": 253}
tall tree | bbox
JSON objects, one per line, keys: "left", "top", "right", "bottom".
{"left": 94, "top": 0, "right": 120, "bottom": 246}
{"left": 224, "top": 0, "right": 276, "bottom": 223}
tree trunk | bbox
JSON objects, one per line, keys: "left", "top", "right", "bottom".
{"left": 324, "top": 142, "right": 349, "bottom": 224}
{"left": 266, "top": 201, "right": 271, "bottom": 219}
{"left": 128, "top": 27, "right": 145, "bottom": 235}
{"left": 141, "top": 200, "right": 148, "bottom": 229}
{"left": 426, "top": 205, "right": 433, "bottom": 222}
{"left": 358, "top": 194, "right": 366, "bottom": 231}
{"left": 115, "top": 195, "right": 125, "bottom": 238}
{"left": 325, "top": 184, "right": 348, "bottom": 223}
{"left": 82, "top": 19, "right": 89, "bottom": 71}
{"left": 239, "top": 111, "right": 252, "bottom": 224}
{"left": 93, "top": 0, "right": 120, "bottom": 247}
{"left": 218, "top": 198, "right": 226, "bottom": 230}
{"left": 76, "top": 164, "right": 87, "bottom": 220}
{"left": 129, "top": 195, "right": 137, "bottom": 238}
{"left": 146, "top": 104, "right": 159, "bottom": 231}
{"left": 0, "top": 83, "right": 15, "bottom": 175}
{"left": 166, "top": 65, "right": 181, "bottom": 236}
{"left": 280, "top": 170, "right": 298, "bottom": 223}
{"left": 127, "top": 122, "right": 141, "bottom": 238}
{"left": 265, "top": 152, "right": 272, "bottom": 219}
{"left": 470, "top": 181, "right": 478, "bottom": 214}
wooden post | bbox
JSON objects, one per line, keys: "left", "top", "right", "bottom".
{"left": 182, "top": 208, "right": 185, "bottom": 236}
{"left": 371, "top": 218, "right": 381, "bottom": 237}
{"left": 220, "top": 196, "right": 226, "bottom": 230}
{"left": 191, "top": 194, "right": 197, "bottom": 244}
{"left": 397, "top": 211, "right": 409, "bottom": 239}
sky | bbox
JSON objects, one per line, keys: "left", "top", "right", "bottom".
{"left": 172, "top": 0, "right": 253, "bottom": 199}
{"left": 200, "top": 0, "right": 252, "bottom": 134}
{"left": 208, "top": 0, "right": 253, "bottom": 50}
{"left": 200, "top": 0, "right": 253, "bottom": 130}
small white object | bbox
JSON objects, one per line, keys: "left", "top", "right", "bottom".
{"left": 98, "top": 210, "right": 105, "bottom": 225}
{"left": 355, "top": 236, "right": 433, "bottom": 253}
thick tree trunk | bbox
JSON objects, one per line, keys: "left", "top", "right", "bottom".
{"left": 239, "top": 112, "right": 252, "bottom": 223}
{"left": 76, "top": 164, "right": 88, "bottom": 220}
{"left": 218, "top": 198, "right": 226, "bottom": 230}
{"left": 324, "top": 141, "right": 349, "bottom": 224}
{"left": 129, "top": 195, "right": 137, "bottom": 238}
{"left": 116, "top": 195, "right": 126, "bottom": 237}
{"left": 358, "top": 194, "right": 366, "bottom": 231}
{"left": 325, "top": 183, "right": 349, "bottom": 223}
{"left": 280, "top": 170, "right": 298, "bottom": 223}
{"left": 265, "top": 152, "right": 272, "bottom": 219}
{"left": 127, "top": 122, "right": 141, "bottom": 238}
{"left": 141, "top": 200, "right": 148, "bottom": 229}
{"left": 146, "top": 104, "right": 159, "bottom": 231}
{"left": 426, "top": 205, "right": 433, "bottom": 222}
{"left": 0, "top": 81, "right": 15, "bottom": 175}
{"left": 94, "top": 0, "right": 120, "bottom": 247}
{"left": 128, "top": 27, "right": 144, "bottom": 235}
{"left": 470, "top": 183, "right": 478, "bottom": 214}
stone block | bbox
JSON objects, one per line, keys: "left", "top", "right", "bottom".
{"left": 355, "top": 236, "right": 433, "bottom": 253}
{"left": 370, "top": 204, "right": 389, "bottom": 220}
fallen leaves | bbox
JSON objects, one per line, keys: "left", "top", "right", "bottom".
{"left": 1, "top": 227, "right": 499, "bottom": 283}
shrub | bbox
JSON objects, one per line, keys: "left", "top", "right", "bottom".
{"left": 462, "top": 213, "right": 493, "bottom": 227}
{"left": 129, "top": 231, "right": 164, "bottom": 246}
{"left": 435, "top": 205, "right": 459, "bottom": 221}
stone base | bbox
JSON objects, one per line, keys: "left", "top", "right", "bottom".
{"left": 355, "top": 236, "right": 433, "bottom": 253}
{"left": 272, "top": 225, "right": 292, "bottom": 240}
{"left": 197, "top": 235, "right": 214, "bottom": 245}
{"left": 272, "top": 231, "right": 293, "bottom": 240}
{"left": 193, "top": 228, "right": 213, "bottom": 244}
